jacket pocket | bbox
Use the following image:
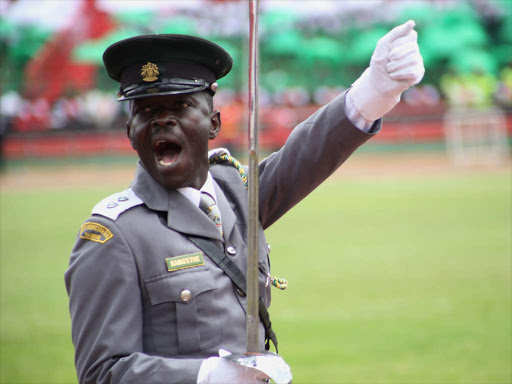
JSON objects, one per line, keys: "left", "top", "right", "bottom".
{"left": 145, "top": 268, "right": 221, "bottom": 356}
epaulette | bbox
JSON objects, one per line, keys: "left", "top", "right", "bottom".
{"left": 91, "top": 188, "right": 144, "bottom": 221}
{"left": 208, "top": 147, "right": 248, "bottom": 189}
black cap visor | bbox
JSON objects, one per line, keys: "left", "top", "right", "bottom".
{"left": 118, "top": 77, "right": 211, "bottom": 101}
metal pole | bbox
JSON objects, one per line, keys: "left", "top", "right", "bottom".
{"left": 246, "top": 0, "right": 260, "bottom": 354}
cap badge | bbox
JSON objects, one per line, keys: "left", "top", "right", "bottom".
{"left": 141, "top": 62, "right": 159, "bottom": 82}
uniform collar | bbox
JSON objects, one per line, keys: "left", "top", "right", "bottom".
{"left": 130, "top": 161, "right": 218, "bottom": 210}
{"left": 130, "top": 161, "right": 224, "bottom": 242}
{"left": 130, "top": 161, "right": 169, "bottom": 212}
{"left": 177, "top": 172, "right": 217, "bottom": 208}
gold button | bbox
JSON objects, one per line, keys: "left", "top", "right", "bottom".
{"left": 180, "top": 289, "right": 192, "bottom": 302}
{"left": 236, "top": 288, "right": 246, "bottom": 297}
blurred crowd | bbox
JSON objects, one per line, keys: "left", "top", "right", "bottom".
{"left": 441, "top": 66, "right": 512, "bottom": 108}
{"left": 1, "top": 66, "right": 511, "bottom": 137}
{"left": 0, "top": 89, "right": 124, "bottom": 133}
{"left": 1, "top": 0, "right": 511, "bottom": 142}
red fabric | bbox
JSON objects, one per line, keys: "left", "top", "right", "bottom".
{"left": 24, "top": 0, "right": 116, "bottom": 104}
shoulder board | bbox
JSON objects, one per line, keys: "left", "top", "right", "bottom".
{"left": 208, "top": 147, "right": 231, "bottom": 160}
{"left": 91, "top": 188, "right": 143, "bottom": 221}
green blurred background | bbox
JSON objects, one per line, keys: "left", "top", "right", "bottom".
{"left": 1, "top": 0, "right": 511, "bottom": 383}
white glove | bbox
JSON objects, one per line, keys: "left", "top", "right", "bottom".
{"left": 349, "top": 20, "right": 425, "bottom": 121}
{"left": 197, "top": 350, "right": 270, "bottom": 384}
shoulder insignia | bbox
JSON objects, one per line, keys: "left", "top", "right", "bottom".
{"left": 92, "top": 188, "right": 144, "bottom": 221}
{"left": 80, "top": 222, "right": 113, "bottom": 244}
{"left": 208, "top": 148, "right": 247, "bottom": 189}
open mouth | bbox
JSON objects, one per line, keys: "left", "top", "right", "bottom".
{"left": 154, "top": 140, "right": 182, "bottom": 166}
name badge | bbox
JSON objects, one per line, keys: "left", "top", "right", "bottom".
{"left": 166, "top": 252, "right": 204, "bottom": 272}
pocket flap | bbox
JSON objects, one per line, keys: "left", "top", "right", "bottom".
{"left": 146, "top": 269, "right": 216, "bottom": 305}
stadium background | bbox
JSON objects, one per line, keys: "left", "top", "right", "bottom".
{"left": 0, "top": 0, "right": 511, "bottom": 383}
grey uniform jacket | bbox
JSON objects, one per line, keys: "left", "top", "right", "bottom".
{"left": 65, "top": 91, "right": 380, "bottom": 384}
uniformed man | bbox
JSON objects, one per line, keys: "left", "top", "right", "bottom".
{"left": 65, "top": 20, "right": 424, "bottom": 384}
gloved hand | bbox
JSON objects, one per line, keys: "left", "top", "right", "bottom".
{"left": 197, "top": 350, "right": 270, "bottom": 384}
{"left": 349, "top": 20, "right": 425, "bottom": 122}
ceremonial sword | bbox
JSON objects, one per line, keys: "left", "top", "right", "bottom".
{"left": 246, "top": 0, "right": 261, "bottom": 354}
{"left": 221, "top": 1, "right": 292, "bottom": 382}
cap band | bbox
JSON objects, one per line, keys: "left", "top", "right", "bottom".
{"left": 118, "top": 78, "right": 211, "bottom": 101}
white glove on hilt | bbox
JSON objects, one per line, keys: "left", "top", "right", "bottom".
{"left": 197, "top": 350, "right": 270, "bottom": 384}
{"left": 349, "top": 20, "right": 425, "bottom": 122}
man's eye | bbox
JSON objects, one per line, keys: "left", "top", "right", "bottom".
{"left": 135, "top": 106, "right": 153, "bottom": 115}
{"left": 177, "top": 102, "right": 190, "bottom": 109}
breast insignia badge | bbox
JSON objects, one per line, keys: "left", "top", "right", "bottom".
{"left": 141, "top": 62, "right": 159, "bottom": 82}
{"left": 79, "top": 222, "right": 113, "bottom": 244}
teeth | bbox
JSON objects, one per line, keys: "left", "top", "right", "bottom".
{"left": 154, "top": 139, "right": 180, "bottom": 167}
{"left": 158, "top": 159, "right": 175, "bottom": 166}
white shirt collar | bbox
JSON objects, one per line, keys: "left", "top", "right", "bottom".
{"left": 176, "top": 172, "right": 217, "bottom": 208}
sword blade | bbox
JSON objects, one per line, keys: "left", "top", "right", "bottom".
{"left": 246, "top": 0, "right": 260, "bottom": 354}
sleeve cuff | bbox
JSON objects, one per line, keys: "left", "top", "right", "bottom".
{"left": 197, "top": 357, "right": 217, "bottom": 383}
{"left": 345, "top": 89, "right": 376, "bottom": 133}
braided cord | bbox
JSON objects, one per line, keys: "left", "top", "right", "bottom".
{"left": 270, "top": 277, "right": 288, "bottom": 290}
{"left": 209, "top": 154, "right": 248, "bottom": 189}
{"left": 209, "top": 153, "right": 288, "bottom": 291}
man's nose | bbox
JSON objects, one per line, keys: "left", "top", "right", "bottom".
{"left": 151, "top": 111, "right": 177, "bottom": 129}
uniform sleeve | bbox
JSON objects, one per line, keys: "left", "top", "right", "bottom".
{"left": 65, "top": 216, "right": 203, "bottom": 384}
{"left": 258, "top": 90, "right": 381, "bottom": 229}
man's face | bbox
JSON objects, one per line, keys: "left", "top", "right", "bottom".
{"left": 127, "top": 92, "right": 220, "bottom": 190}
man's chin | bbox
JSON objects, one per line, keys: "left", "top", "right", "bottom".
{"left": 151, "top": 167, "right": 184, "bottom": 190}
{"left": 144, "top": 156, "right": 208, "bottom": 190}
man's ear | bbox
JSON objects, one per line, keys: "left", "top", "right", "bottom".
{"left": 126, "top": 121, "right": 135, "bottom": 149}
{"left": 209, "top": 110, "right": 221, "bottom": 140}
